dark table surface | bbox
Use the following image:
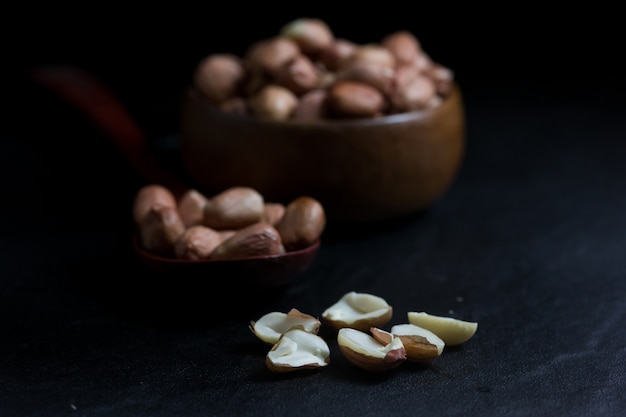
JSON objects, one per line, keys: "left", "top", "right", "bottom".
{"left": 3, "top": 10, "right": 626, "bottom": 417}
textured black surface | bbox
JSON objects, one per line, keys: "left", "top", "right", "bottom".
{"left": 3, "top": 10, "right": 626, "bottom": 416}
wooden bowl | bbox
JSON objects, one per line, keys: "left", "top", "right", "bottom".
{"left": 179, "top": 83, "right": 465, "bottom": 224}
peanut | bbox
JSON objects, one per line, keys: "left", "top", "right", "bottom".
{"left": 327, "top": 81, "right": 386, "bottom": 118}
{"left": 244, "top": 37, "right": 300, "bottom": 77}
{"left": 193, "top": 53, "right": 245, "bottom": 104}
{"left": 203, "top": 186, "right": 264, "bottom": 230}
{"left": 210, "top": 222, "right": 285, "bottom": 260}
{"left": 178, "top": 189, "right": 209, "bottom": 227}
{"left": 262, "top": 202, "right": 286, "bottom": 226}
{"left": 276, "top": 196, "right": 326, "bottom": 250}
{"left": 292, "top": 89, "right": 329, "bottom": 121}
{"left": 248, "top": 84, "right": 298, "bottom": 120}
{"left": 174, "top": 225, "right": 224, "bottom": 260}
{"left": 280, "top": 17, "right": 335, "bottom": 56}
{"left": 274, "top": 54, "right": 321, "bottom": 95}
{"left": 138, "top": 204, "right": 186, "bottom": 257}
{"left": 344, "top": 44, "right": 396, "bottom": 70}
{"left": 132, "top": 184, "right": 177, "bottom": 226}
{"left": 335, "top": 61, "right": 396, "bottom": 95}
{"left": 381, "top": 31, "right": 422, "bottom": 67}
{"left": 318, "top": 38, "right": 357, "bottom": 71}
{"left": 390, "top": 74, "right": 437, "bottom": 113}
{"left": 424, "top": 63, "right": 455, "bottom": 97}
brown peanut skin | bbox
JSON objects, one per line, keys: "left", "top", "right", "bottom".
{"left": 318, "top": 38, "right": 357, "bottom": 71}
{"left": 244, "top": 37, "right": 300, "bottom": 76}
{"left": 132, "top": 184, "right": 177, "bottom": 226}
{"left": 344, "top": 45, "right": 396, "bottom": 70}
{"left": 193, "top": 54, "right": 245, "bottom": 104}
{"left": 218, "top": 230, "right": 237, "bottom": 241}
{"left": 327, "top": 81, "right": 386, "bottom": 118}
{"left": 390, "top": 75, "right": 436, "bottom": 113}
{"left": 280, "top": 18, "right": 334, "bottom": 56}
{"left": 275, "top": 196, "right": 326, "bottom": 250}
{"left": 203, "top": 186, "right": 264, "bottom": 230}
{"left": 247, "top": 84, "right": 298, "bottom": 120}
{"left": 335, "top": 61, "right": 395, "bottom": 95}
{"left": 274, "top": 54, "right": 320, "bottom": 95}
{"left": 292, "top": 89, "right": 329, "bottom": 121}
{"left": 394, "top": 65, "right": 420, "bottom": 90}
{"left": 262, "top": 203, "right": 286, "bottom": 226}
{"left": 381, "top": 31, "right": 421, "bottom": 67}
{"left": 209, "top": 222, "right": 285, "bottom": 260}
{"left": 138, "top": 204, "right": 186, "bottom": 257}
{"left": 414, "top": 52, "right": 434, "bottom": 72}
{"left": 178, "top": 189, "right": 209, "bottom": 227}
{"left": 174, "top": 225, "right": 224, "bottom": 260}
{"left": 424, "top": 63, "right": 455, "bottom": 97}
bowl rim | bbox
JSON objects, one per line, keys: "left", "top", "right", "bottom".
{"left": 184, "top": 82, "right": 461, "bottom": 129}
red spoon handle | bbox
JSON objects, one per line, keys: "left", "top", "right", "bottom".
{"left": 29, "top": 65, "right": 188, "bottom": 196}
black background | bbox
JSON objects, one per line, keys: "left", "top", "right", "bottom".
{"left": 3, "top": 5, "right": 626, "bottom": 417}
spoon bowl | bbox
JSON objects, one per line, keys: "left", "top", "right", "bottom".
{"left": 132, "top": 232, "right": 321, "bottom": 288}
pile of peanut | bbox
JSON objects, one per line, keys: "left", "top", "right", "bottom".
{"left": 193, "top": 17, "right": 454, "bottom": 120}
{"left": 132, "top": 184, "right": 326, "bottom": 260}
